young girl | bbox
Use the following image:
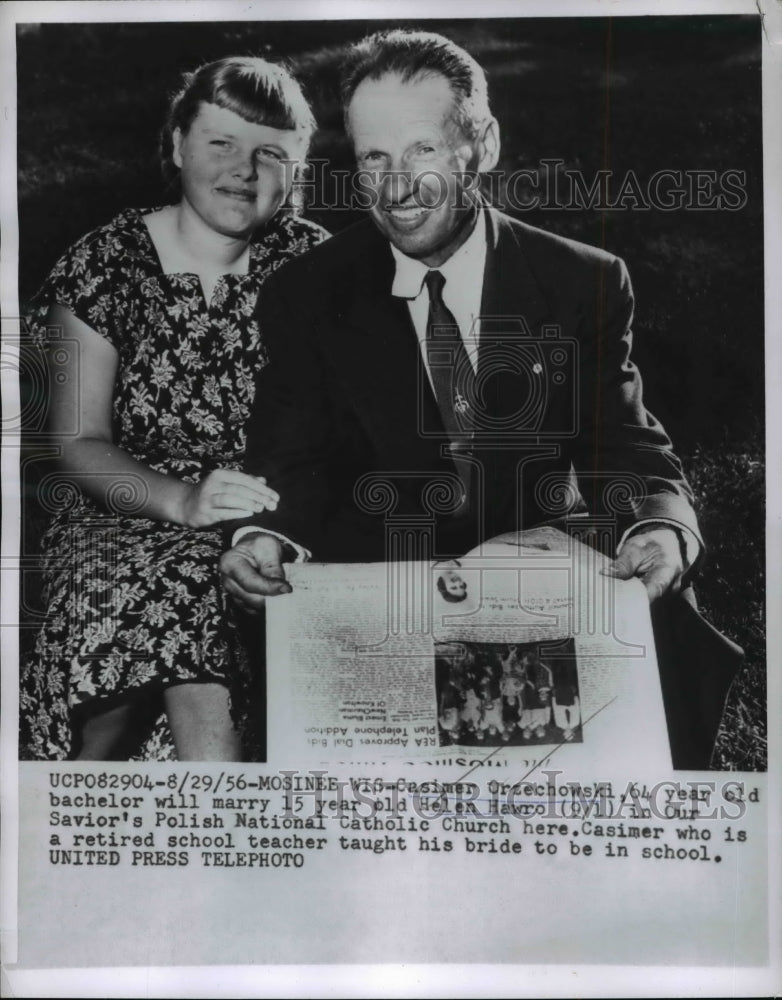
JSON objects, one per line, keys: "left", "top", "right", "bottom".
{"left": 21, "top": 57, "right": 328, "bottom": 761}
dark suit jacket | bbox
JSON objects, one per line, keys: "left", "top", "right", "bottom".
{"left": 228, "top": 209, "right": 741, "bottom": 768}
{"left": 232, "top": 210, "right": 700, "bottom": 556}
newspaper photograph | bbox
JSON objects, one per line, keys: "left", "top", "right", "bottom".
{"left": 0, "top": 0, "right": 778, "bottom": 996}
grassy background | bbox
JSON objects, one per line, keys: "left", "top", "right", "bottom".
{"left": 15, "top": 15, "right": 765, "bottom": 769}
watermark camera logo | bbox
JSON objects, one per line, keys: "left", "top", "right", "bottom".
{"left": 418, "top": 317, "right": 578, "bottom": 440}
{"left": 2, "top": 323, "right": 79, "bottom": 437}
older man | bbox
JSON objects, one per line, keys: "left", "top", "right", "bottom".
{"left": 220, "top": 29, "right": 741, "bottom": 767}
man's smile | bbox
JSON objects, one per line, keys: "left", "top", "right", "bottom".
{"left": 382, "top": 201, "right": 433, "bottom": 226}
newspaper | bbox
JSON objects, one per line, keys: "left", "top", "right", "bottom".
{"left": 266, "top": 543, "right": 671, "bottom": 770}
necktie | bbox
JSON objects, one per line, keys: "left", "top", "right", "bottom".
{"left": 424, "top": 270, "right": 475, "bottom": 438}
{"left": 424, "top": 270, "right": 475, "bottom": 503}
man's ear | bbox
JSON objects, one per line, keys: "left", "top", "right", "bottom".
{"left": 172, "top": 127, "right": 184, "bottom": 170}
{"left": 476, "top": 117, "right": 501, "bottom": 173}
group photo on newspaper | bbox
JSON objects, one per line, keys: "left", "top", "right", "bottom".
{"left": 16, "top": 14, "right": 765, "bottom": 774}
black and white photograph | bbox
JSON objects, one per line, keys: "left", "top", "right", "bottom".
{"left": 435, "top": 639, "right": 582, "bottom": 747}
{"left": 11, "top": 10, "right": 766, "bottom": 771}
{"left": 1, "top": 0, "right": 778, "bottom": 994}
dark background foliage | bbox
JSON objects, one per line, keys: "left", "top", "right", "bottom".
{"left": 16, "top": 15, "right": 765, "bottom": 768}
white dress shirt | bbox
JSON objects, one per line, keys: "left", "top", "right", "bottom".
{"left": 390, "top": 210, "right": 488, "bottom": 381}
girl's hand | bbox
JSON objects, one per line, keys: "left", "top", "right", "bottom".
{"left": 179, "top": 470, "right": 279, "bottom": 528}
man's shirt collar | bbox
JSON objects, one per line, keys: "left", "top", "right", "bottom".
{"left": 390, "top": 211, "right": 488, "bottom": 300}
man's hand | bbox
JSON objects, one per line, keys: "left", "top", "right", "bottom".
{"left": 219, "top": 533, "right": 292, "bottom": 614}
{"left": 603, "top": 526, "right": 684, "bottom": 602}
{"left": 466, "top": 525, "right": 684, "bottom": 602}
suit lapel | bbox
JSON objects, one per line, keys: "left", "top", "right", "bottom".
{"left": 474, "top": 212, "right": 565, "bottom": 533}
{"left": 332, "top": 232, "right": 446, "bottom": 468}
{"left": 479, "top": 208, "right": 551, "bottom": 350}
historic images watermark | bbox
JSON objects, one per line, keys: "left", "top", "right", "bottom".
{"left": 288, "top": 160, "right": 748, "bottom": 213}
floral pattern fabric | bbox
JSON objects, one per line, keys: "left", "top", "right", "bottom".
{"left": 20, "top": 207, "right": 327, "bottom": 760}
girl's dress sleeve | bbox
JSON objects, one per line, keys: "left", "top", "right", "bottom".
{"left": 28, "top": 220, "right": 127, "bottom": 350}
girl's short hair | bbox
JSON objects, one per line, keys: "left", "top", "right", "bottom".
{"left": 160, "top": 56, "right": 315, "bottom": 184}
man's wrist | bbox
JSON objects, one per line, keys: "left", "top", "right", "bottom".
{"left": 621, "top": 520, "right": 696, "bottom": 571}
{"left": 231, "top": 526, "right": 310, "bottom": 563}
{"left": 232, "top": 526, "right": 267, "bottom": 547}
